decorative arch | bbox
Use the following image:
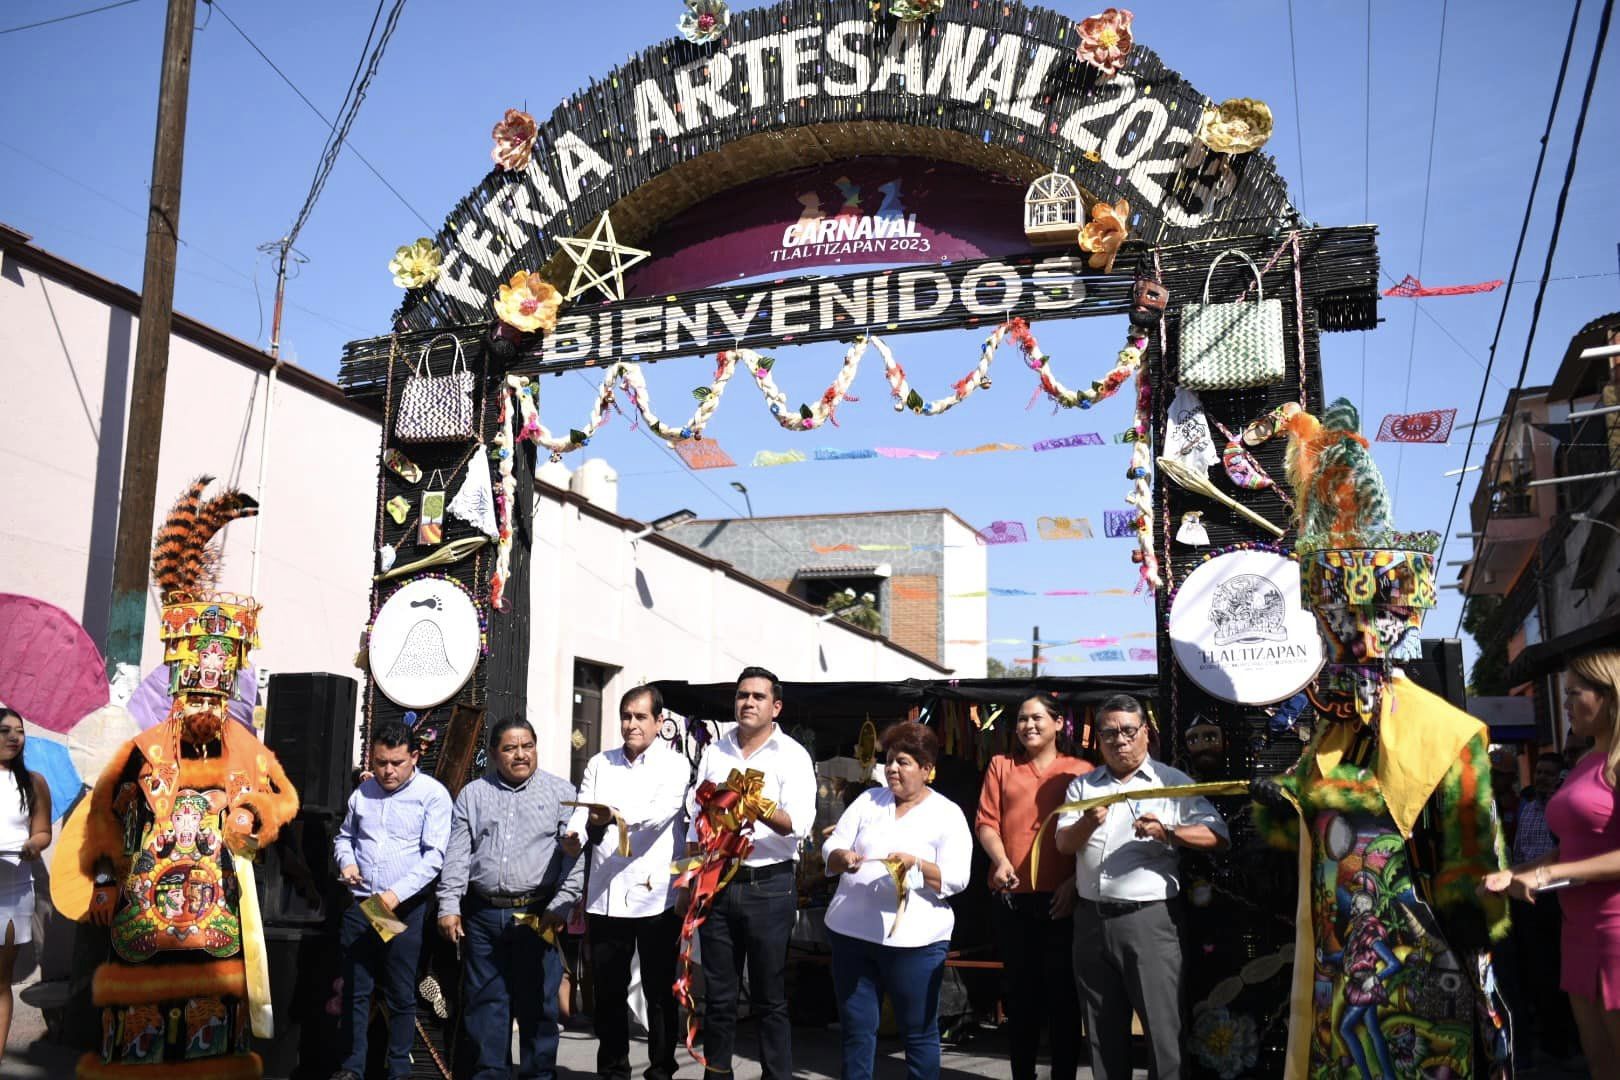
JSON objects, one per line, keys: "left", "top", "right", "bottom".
{"left": 397, "top": 0, "right": 1297, "bottom": 330}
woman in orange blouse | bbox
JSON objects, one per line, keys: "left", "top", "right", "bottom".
{"left": 976, "top": 693, "right": 1094, "bottom": 1080}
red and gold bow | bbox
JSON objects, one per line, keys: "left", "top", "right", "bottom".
{"left": 669, "top": 769, "right": 777, "bottom": 1064}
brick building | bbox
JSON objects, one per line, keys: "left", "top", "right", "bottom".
{"left": 662, "top": 509, "right": 988, "bottom": 675}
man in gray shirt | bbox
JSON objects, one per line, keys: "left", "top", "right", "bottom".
{"left": 438, "top": 717, "right": 583, "bottom": 1079}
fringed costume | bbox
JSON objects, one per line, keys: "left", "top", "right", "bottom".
{"left": 1254, "top": 401, "right": 1510, "bottom": 1079}
{"left": 65, "top": 479, "right": 300, "bottom": 1079}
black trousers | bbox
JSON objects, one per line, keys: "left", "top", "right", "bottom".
{"left": 993, "top": 893, "right": 1082, "bottom": 1080}
{"left": 697, "top": 863, "right": 796, "bottom": 1079}
{"left": 1510, "top": 895, "right": 1574, "bottom": 1058}
{"left": 588, "top": 908, "right": 682, "bottom": 1080}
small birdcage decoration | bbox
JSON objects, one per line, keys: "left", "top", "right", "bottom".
{"left": 1023, "top": 172, "right": 1082, "bottom": 246}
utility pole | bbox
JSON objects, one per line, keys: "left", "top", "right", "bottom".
{"left": 104, "top": 0, "right": 198, "bottom": 675}
{"left": 1031, "top": 624, "right": 1041, "bottom": 679}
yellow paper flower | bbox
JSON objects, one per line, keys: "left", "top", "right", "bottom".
{"left": 494, "top": 270, "right": 562, "bottom": 334}
{"left": 1197, "top": 98, "right": 1275, "bottom": 155}
{"left": 1078, "top": 198, "right": 1130, "bottom": 273}
{"left": 491, "top": 108, "right": 538, "bottom": 172}
{"left": 387, "top": 238, "right": 443, "bottom": 289}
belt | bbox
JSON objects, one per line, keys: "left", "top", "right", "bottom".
{"left": 729, "top": 861, "right": 794, "bottom": 884}
{"left": 472, "top": 889, "right": 543, "bottom": 909}
{"left": 1082, "top": 897, "right": 1164, "bottom": 919}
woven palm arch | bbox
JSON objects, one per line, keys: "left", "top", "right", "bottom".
{"left": 340, "top": 0, "right": 1382, "bottom": 751}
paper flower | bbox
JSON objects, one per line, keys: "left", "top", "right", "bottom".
{"left": 491, "top": 108, "right": 538, "bottom": 172}
{"left": 1076, "top": 8, "right": 1134, "bottom": 78}
{"left": 1079, "top": 198, "right": 1130, "bottom": 273}
{"left": 678, "top": 0, "right": 730, "bottom": 43}
{"left": 387, "top": 237, "right": 443, "bottom": 289}
{"left": 1191, "top": 1007, "right": 1259, "bottom": 1080}
{"left": 890, "top": 0, "right": 945, "bottom": 21}
{"left": 493, "top": 271, "right": 562, "bottom": 334}
{"left": 1197, "top": 98, "right": 1275, "bottom": 154}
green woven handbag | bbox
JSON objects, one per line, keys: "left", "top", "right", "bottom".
{"left": 1178, "top": 250, "right": 1286, "bottom": 391}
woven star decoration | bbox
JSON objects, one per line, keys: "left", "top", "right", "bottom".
{"left": 556, "top": 212, "right": 651, "bottom": 302}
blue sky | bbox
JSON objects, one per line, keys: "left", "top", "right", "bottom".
{"left": 4, "top": 0, "right": 1617, "bottom": 676}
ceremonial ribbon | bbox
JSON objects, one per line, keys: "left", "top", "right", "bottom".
{"left": 1026, "top": 781, "right": 1251, "bottom": 891}
{"left": 668, "top": 770, "right": 777, "bottom": 1064}
{"left": 881, "top": 856, "right": 911, "bottom": 940}
{"left": 563, "top": 801, "right": 632, "bottom": 858}
{"left": 234, "top": 854, "right": 274, "bottom": 1038}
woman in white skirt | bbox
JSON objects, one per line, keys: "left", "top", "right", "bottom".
{"left": 0, "top": 708, "right": 53, "bottom": 1063}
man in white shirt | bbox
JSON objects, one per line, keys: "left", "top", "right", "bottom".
{"left": 566, "top": 686, "right": 690, "bottom": 1080}
{"left": 683, "top": 667, "right": 816, "bottom": 1080}
{"left": 1055, "top": 694, "right": 1229, "bottom": 1080}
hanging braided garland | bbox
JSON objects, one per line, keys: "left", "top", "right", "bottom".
{"left": 492, "top": 318, "right": 1162, "bottom": 595}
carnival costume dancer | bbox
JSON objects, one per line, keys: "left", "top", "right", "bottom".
{"left": 63, "top": 479, "right": 300, "bottom": 1079}
{"left": 1254, "top": 401, "right": 1508, "bottom": 1079}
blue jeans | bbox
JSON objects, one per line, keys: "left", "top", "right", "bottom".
{"left": 339, "top": 899, "right": 427, "bottom": 1078}
{"left": 697, "top": 866, "right": 797, "bottom": 1078}
{"left": 463, "top": 901, "right": 565, "bottom": 1080}
{"left": 827, "top": 929, "right": 949, "bottom": 1080}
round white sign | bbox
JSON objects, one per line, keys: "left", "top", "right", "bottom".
{"left": 369, "top": 576, "right": 481, "bottom": 710}
{"left": 1168, "top": 550, "right": 1323, "bottom": 705}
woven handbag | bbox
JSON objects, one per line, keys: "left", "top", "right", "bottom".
{"left": 395, "top": 334, "right": 475, "bottom": 443}
{"left": 1178, "top": 250, "right": 1286, "bottom": 391}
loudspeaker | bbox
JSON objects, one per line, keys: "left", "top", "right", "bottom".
{"left": 265, "top": 673, "right": 357, "bottom": 818}
{"left": 1405, "top": 638, "right": 1467, "bottom": 710}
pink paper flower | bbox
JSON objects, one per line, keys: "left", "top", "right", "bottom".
{"left": 1076, "top": 8, "right": 1135, "bottom": 79}
{"left": 491, "top": 108, "right": 538, "bottom": 172}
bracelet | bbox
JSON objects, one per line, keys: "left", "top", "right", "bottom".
{"left": 1535, "top": 867, "right": 1548, "bottom": 891}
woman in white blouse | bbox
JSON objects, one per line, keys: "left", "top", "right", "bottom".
{"left": 822, "top": 721, "right": 972, "bottom": 1080}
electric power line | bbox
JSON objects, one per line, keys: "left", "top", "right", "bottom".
{"left": 0, "top": 0, "right": 143, "bottom": 35}
{"left": 1449, "top": 0, "right": 1613, "bottom": 637}
{"left": 208, "top": 0, "right": 432, "bottom": 232}
{"left": 1434, "top": 0, "right": 1590, "bottom": 580}
{"left": 1284, "top": 0, "right": 1309, "bottom": 218}
{"left": 1392, "top": 0, "right": 1451, "bottom": 505}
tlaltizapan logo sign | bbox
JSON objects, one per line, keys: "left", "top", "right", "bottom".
{"left": 629, "top": 157, "right": 1027, "bottom": 295}
{"left": 772, "top": 174, "right": 929, "bottom": 264}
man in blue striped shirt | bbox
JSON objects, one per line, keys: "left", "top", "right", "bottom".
{"left": 438, "top": 716, "right": 584, "bottom": 1080}
{"left": 331, "top": 719, "right": 453, "bottom": 1080}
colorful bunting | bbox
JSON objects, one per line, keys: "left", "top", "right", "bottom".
{"left": 989, "top": 587, "right": 1037, "bottom": 597}
{"left": 674, "top": 440, "right": 736, "bottom": 470}
{"left": 857, "top": 544, "right": 910, "bottom": 552}
{"left": 874, "top": 447, "right": 942, "bottom": 460}
{"left": 752, "top": 449, "right": 807, "bottom": 466}
{"left": 1037, "top": 516, "right": 1094, "bottom": 541}
{"left": 1032, "top": 433, "right": 1104, "bottom": 452}
{"left": 978, "top": 521, "right": 1028, "bottom": 544}
{"left": 1103, "top": 510, "right": 1140, "bottom": 538}
{"left": 815, "top": 447, "right": 878, "bottom": 461}
{"left": 812, "top": 543, "right": 857, "bottom": 554}
{"left": 1090, "top": 648, "right": 1126, "bottom": 662}
{"left": 1129, "top": 648, "right": 1158, "bottom": 662}
{"left": 1075, "top": 636, "right": 1120, "bottom": 648}
{"left": 956, "top": 442, "right": 1024, "bottom": 456}
{"left": 1382, "top": 275, "right": 1503, "bottom": 298}
{"left": 893, "top": 584, "right": 937, "bottom": 600}
{"left": 1375, "top": 409, "right": 1458, "bottom": 444}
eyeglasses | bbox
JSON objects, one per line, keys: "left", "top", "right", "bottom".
{"left": 1098, "top": 724, "right": 1143, "bottom": 742}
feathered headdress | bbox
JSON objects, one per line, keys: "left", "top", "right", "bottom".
{"left": 151, "top": 477, "right": 259, "bottom": 600}
{"left": 1281, "top": 399, "right": 1421, "bottom": 554}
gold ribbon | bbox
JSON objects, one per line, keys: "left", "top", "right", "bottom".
{"left": 1277, "top": 785, "right": 1314, "bottom": 1078}
{"left": 1027, "top": 781, "right": 1251, "bottom": 891}
{"left": 234, "top": 854, "right": 274, "bottom": 1039}
{"left": 881, "top": 856, "right": 910, "bottom": 939}
{"left": 513, "top": 912, "right": 563, "bottom": 948}
{"left": 563, "top": 801, "right": 632, "bottom": 858}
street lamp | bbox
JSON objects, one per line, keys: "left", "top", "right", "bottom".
{"left": 729, "top": 481, "right": 754, "bottom": 518}
{"left": 1572, "top": 512, "right": 1620, "bottom": 538}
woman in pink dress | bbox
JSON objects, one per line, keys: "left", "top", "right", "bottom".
{"left": 1484, "top": 648, "right": 1620, "bottom": 1075}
